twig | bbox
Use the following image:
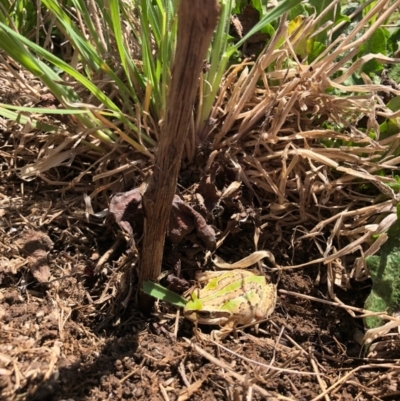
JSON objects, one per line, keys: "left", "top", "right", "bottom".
{"left": 279, "top": 289, "right": 400, "bottom": 323}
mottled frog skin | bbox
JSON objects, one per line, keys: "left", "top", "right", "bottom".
{"left": 184, "top": 269, "right": 276, "bottom": 333}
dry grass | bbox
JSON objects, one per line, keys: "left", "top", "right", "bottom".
{"left": 204, "top": 0, "right": 400, "bottom": 306}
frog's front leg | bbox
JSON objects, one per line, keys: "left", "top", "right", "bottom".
{"left": 191, "top": 319, "right": 238, "bottom": 342}
{"left": 210, "top": 318, "right": 240, "bottom": 341}
{"left": 192, "top": 321, "right": 206, "bottom": 342}
{"left": 192, "top": 322, "right": 222, "bottom": 342}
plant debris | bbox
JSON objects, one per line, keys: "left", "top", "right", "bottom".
{"left": 15, "top": 229, "right": 53, "bottom": 284}
{"left": 109, "top": 188, "right": 216, "bottom": 250}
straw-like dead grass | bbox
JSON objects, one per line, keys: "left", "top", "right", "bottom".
{"left": 204, "top": 0, "right": 400, "bottom": 310}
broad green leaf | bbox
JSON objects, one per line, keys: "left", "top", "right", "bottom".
{"left": 288, "top": 3, "right": 309, "bottom": 20}
{"left": 360, "top": 27, "right": 387, "bottom": 75}
{"left": 387, "top": 96, "right": 400, "bottom": 112}
{"left": 308, "top": 41, "right": 325, "bottom": 63}
{"left": 364, "top": 207, "right": 400, "bottom": 328}
{"left": 380, "top": 120, "right": 400, "bottom": 142}
{"left": 250, "top": 0, "right": 266, "bottom": 18}
{"left": 363, "top": 0, "right": 378, "bottom": 24}
{"left": 387, "top": 27, "right": 400, "bottom": 56}
{"left": 388, "top": 63, "right": 400, "bottom": 85}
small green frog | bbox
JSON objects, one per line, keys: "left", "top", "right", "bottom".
{"left": 184, "top": 269, "right": 276, "bottom": 339}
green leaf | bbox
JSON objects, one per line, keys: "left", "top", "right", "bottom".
{"left": 387, "top": 27, "right": 400, "bottom": 56}
{"left": 0, "top": 104, "right": 93, "bottom": 114}
{"left": 388, "top": 63, "right": 400, "bottom": 85}
{"left": 250, "top": 0, "right": 266, "bottom": 18}
{"left": 379, "top": 96, "right": 400, "bottom": 141}
{"left": 259, "top": 22, "right": 275, "bottom": 36}
{"left": 142, "top": 282, "right": 188, "bottom": 308}
{"left": 364, "top": 216, "right": 400, "bottom": 328}
{"left": 308, "top": 41, "right": 325, "bottom": 64}
{"left": 360, "top": 27, "right": 387, "bottom": 75}
{"left": 386, "top": 96, "right": 400, "bottom": 112}
{"left": 288, "top": 3, "right": 309, "bottom": 20}
{"left": 234, "top": 0, "right": 304, "bottom": 49}
{"left": 0, "top": 106, "right": 58, "bottom": 131}
{"left": 379, "top": 120, "right": 400, "bottom": 140}
{"left": 387, "top": 179, "right": 400, "bottom": 192}
{"left": 363, "top": 0, "right": 378, "bottom": 24}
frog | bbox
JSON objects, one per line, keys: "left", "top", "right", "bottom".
{"left": 183, "top": 269, "right": 276, "bottom": 339}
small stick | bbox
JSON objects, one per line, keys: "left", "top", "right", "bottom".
{"left": 139, "top": 0, "right": 220, "bottom": 310}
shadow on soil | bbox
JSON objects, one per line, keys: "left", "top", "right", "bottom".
{"left": 26, "top": 331, "right": 140, "bottom": 401}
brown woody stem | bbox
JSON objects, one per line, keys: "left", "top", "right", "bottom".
{"left": 139, "top": 0, "right": 220, "bottom": 310}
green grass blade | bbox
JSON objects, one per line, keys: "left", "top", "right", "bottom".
{"left": 42, "top": 0, "right": 143, "bottom": 109}
{"left": 142, "top": 281, "right": 187, "bottom": 308}
{"left": 108, "top": 0, "right": 144, "bottom": 105}
{"left": 0, "top": 24, "right": 78, "bottom": 101}
{"left": 234, "top": 0, "right": 304, "bottom": 50}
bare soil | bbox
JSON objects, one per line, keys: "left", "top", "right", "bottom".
{"left": 1, "top": 174, "right": 400, "bottom": 401}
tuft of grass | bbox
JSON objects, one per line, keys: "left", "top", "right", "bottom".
{"left": 0, "top": 0, "right": 303, "bottom": 155}
{"left": 200, "top": 0, "right": 400, "bottom": 310}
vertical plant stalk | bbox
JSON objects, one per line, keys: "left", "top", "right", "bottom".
{"left": 139, "top": 0, "right": 220, "bottom": 309}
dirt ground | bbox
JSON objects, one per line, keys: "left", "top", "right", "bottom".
{"left": 1, "top": 172, "right": 400, "bottom": 401}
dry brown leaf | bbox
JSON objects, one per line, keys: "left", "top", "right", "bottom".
{"left": 213, "top": 250, "right": 276, "bottom": 269}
